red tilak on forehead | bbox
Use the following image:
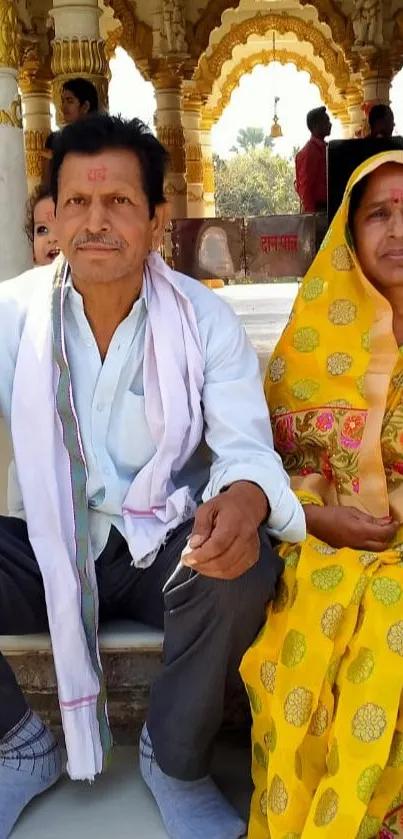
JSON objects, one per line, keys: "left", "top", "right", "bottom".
{"left": 45, "top": 210, "right": 54, "bottom": 222}
{"left": 390, "top": 189, "right": 403, "bottom": 203}
{"left": 87, "top": 166, "right": 107, "bottom": 182}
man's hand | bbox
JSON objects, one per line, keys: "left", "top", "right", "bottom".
{"left": 305, "top": 504, "right": 399, "bottom": 552}
{"left": 182, "top": 481, "right": 268, "bottom": 580}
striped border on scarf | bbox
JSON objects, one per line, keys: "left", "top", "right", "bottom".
{"left": 51, "top": 258, "right": 112, "bottom": 769}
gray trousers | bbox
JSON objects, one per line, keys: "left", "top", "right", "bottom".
{"left": 0, "top": 515, "right": 282, "bottom": 780}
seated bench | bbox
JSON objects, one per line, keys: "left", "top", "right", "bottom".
{"left": 2, "top": 622, "right": 164, "bottom": 737}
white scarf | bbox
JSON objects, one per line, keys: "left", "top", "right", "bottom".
{"left": 10, "top": 251, "right": 204, "bottom": 779}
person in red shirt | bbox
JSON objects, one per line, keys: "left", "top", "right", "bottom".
{"left": 295, "top": 107, "right": 332, "bottom": 213}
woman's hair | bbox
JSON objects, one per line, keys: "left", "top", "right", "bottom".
{"left": 347, "top": 175, "right": 369, "bottom": 245}
{"left": 25, "top": 184, "right": 53, "bottom": 243}
{"left": 62, "top": 78, "right": 99, "bottom": 112}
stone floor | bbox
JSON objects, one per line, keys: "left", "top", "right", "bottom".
{"left": 12, "top": 743, "right": 252, "bottom": 838}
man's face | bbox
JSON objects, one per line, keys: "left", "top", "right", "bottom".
{"left": 378, "top": 110, "right": 395, "bottom": 139}
{"left": 61, "top": 90, "right": 88, "bottom": 124}
{"left": 55, "top": 149, "right": 165, "bottom": 286}
{"left": 320, "top": 112, "right": 332, "bottom": 138}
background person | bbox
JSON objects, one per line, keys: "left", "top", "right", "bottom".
{"left": 42, "top": 78, "right": 100, "bottom": 183}
{"left": 295, "top": 107, "right": 332, "bottom": 213}
{"left": 368, "top": 103, "right": 395, "bottom": 139}
{"left": 25, "top": 185, "right": 59, "bottom": 265}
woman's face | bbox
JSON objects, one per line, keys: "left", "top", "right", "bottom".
{"left": 33, "top": 197, "right": 60, "bottom": 265}
{"left": 353, "top": 163, "right": 403, "bottom": 292}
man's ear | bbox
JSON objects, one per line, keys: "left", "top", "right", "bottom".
{"left": 150, "top": 202, "right": 169, "bottom": 250}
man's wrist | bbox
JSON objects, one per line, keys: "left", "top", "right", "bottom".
{"left": 304, "top": 503, "right": 325, "bottom": 533}
{"left": 225, "top": 481, "right": 269, "bottom": 527}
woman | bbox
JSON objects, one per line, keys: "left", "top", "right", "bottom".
{"left": 241, "top": 150, "right": 403, "bottom": 839}
{"left": 25, "top": 185, "right": 60, "bottom": 265}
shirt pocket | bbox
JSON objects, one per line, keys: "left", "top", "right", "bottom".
{"left": 108, "top": 391, "right": 156, "bottom": 476}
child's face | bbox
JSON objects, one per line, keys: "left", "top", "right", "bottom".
{"left": 33, "top": 197, "right": 60, "bottom": 265}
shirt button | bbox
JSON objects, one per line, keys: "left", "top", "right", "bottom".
{"left": 97, "top": 402, "right": 105, "bottom": 412}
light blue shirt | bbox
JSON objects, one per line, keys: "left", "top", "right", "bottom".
{"left": 1, "top": 263, "right": 305, "bottom": 559}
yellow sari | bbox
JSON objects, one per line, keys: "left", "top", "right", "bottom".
{"left": 240, "top": 151, "right": 403, "bottom": 839}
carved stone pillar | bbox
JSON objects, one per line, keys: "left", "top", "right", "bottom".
{"left": 0, "top": 0, "right": 31, "bottom": 280}
{"left": 154, "top": 69, "right": 187, "bottom": 219}
{"left": 346, "top": 85, "right": 365, "bottom": 138}
{"left": 182, "top": 91, "right": 204, "bottom": 218}
{"left": 200, "top": 113, "right": 215, "bottom": 218}
{"left": 50, "top": 0, "right": 109, "bottom": 125}
{"left": 332, "top": 104, "right": 350, "bottom": 138}
{"left": 19, "top": 43, "right": 52, "bottom": 193}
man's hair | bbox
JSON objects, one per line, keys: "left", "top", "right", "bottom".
{"left": 25, "top": 184, "right": 53, "bottom": 243}
{"left": 368, "top": 103, "right": 393, "bottom": 128}
{"left": 306, "top": 106, "right": 327, "bottom": 133}
{"left": 50, "top": 113, "right": 169, "bottom": 218}
{"left": 62, "top": 78, "right": 99, "bottom": 113}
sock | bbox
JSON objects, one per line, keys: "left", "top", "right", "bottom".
{"left": 0, "top": 709, "right": 62, "bottom": 839}
{"left": 139, "top": 724, "right": 246, "bottom": 839}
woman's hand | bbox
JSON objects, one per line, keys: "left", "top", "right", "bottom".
{"left": 304, "top": 504, "right": 399, "bottom": 552}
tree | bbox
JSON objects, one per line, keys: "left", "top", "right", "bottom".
{"left": 214, "top": 147, "right": 299, "bottom": 217}
{"left": 231, "top": 126, "right": 274, "bottom": 153}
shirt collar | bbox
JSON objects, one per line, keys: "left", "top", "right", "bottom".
{"left": 310, "top": 135, "right": 327, "bottom": 149}
{"left": 63, "top": 265, "right": 148, "bottom": 312}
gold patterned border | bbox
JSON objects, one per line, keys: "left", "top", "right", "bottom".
{"left": 0, "top": 0, "right": 19, "bottom": 70}
{"left": 195, "top": 12, "right": 351, "bottom": 96}
{"left": 0, "top": 95, "right": 22, "bottom": 128}
{"left": 24, "top": 129, "right": 47, "bottom": 179}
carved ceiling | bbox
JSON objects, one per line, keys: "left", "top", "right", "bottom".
{"left": 14, "top": 0, "right": 403, "bottom": 120}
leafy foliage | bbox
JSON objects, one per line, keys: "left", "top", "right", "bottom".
{"left": 214, "top": 145, "right": 299, "bottom": 217}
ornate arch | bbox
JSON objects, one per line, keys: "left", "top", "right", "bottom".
{"left": 213, "top": 49, "right": 342, "bottom": 120}
{"left": 298, "top": 0, "right": 352, "bottom": 55}
{"left": 194, "top": 13, "right": 351, "bottom": 96}
{"left": 104, "top": 0, "right": 152, "bottom": 72}
{"left": 188, "top": 0, "right": 352, "bottom": 64}
{"left": 187, "top": 0, "right": 241, "bottom": 59}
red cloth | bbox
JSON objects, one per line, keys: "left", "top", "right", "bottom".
{"left": 295, "top": 136, "right": 327, "bottom": 212}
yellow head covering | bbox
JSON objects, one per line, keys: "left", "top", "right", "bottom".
{"left": 266, "top": 151, "right": 403, "bottom": 519}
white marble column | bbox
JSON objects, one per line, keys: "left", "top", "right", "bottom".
{"left": 19, "top": 46, "right": 52, "bottom": 193}
{"left": 50, "top": 0, "right": 109, "bottom": 125}
{"left": 200, "top": 113, "right": 215, "bottom": 217}
{"left": 0, "top": 0, "right": 31, "bottom": 281}
{"left": 154, "top": 71, "right": 187, "bottom": 219}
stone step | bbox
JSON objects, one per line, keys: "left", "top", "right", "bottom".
{"left": 2, "top": 622, "right": 163, "bottom": 738}
{"left": 11, "top": 743, "right": 252, "bottom": 839}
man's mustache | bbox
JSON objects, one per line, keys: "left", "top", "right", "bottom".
{"left": 72, "top": 233, "right": 127, "bottom": 249}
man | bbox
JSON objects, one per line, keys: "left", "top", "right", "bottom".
{"left": 42, "top": 78, "right": 99, "bottom": 182}
{"left": 0, "top": 114, "right": 304, "bottom": 839}
{"left": 295, "top": 106, "right": 332, "bottom": 213}
{"left": 368, "top": 103, "right": 395, "bottom": 139}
